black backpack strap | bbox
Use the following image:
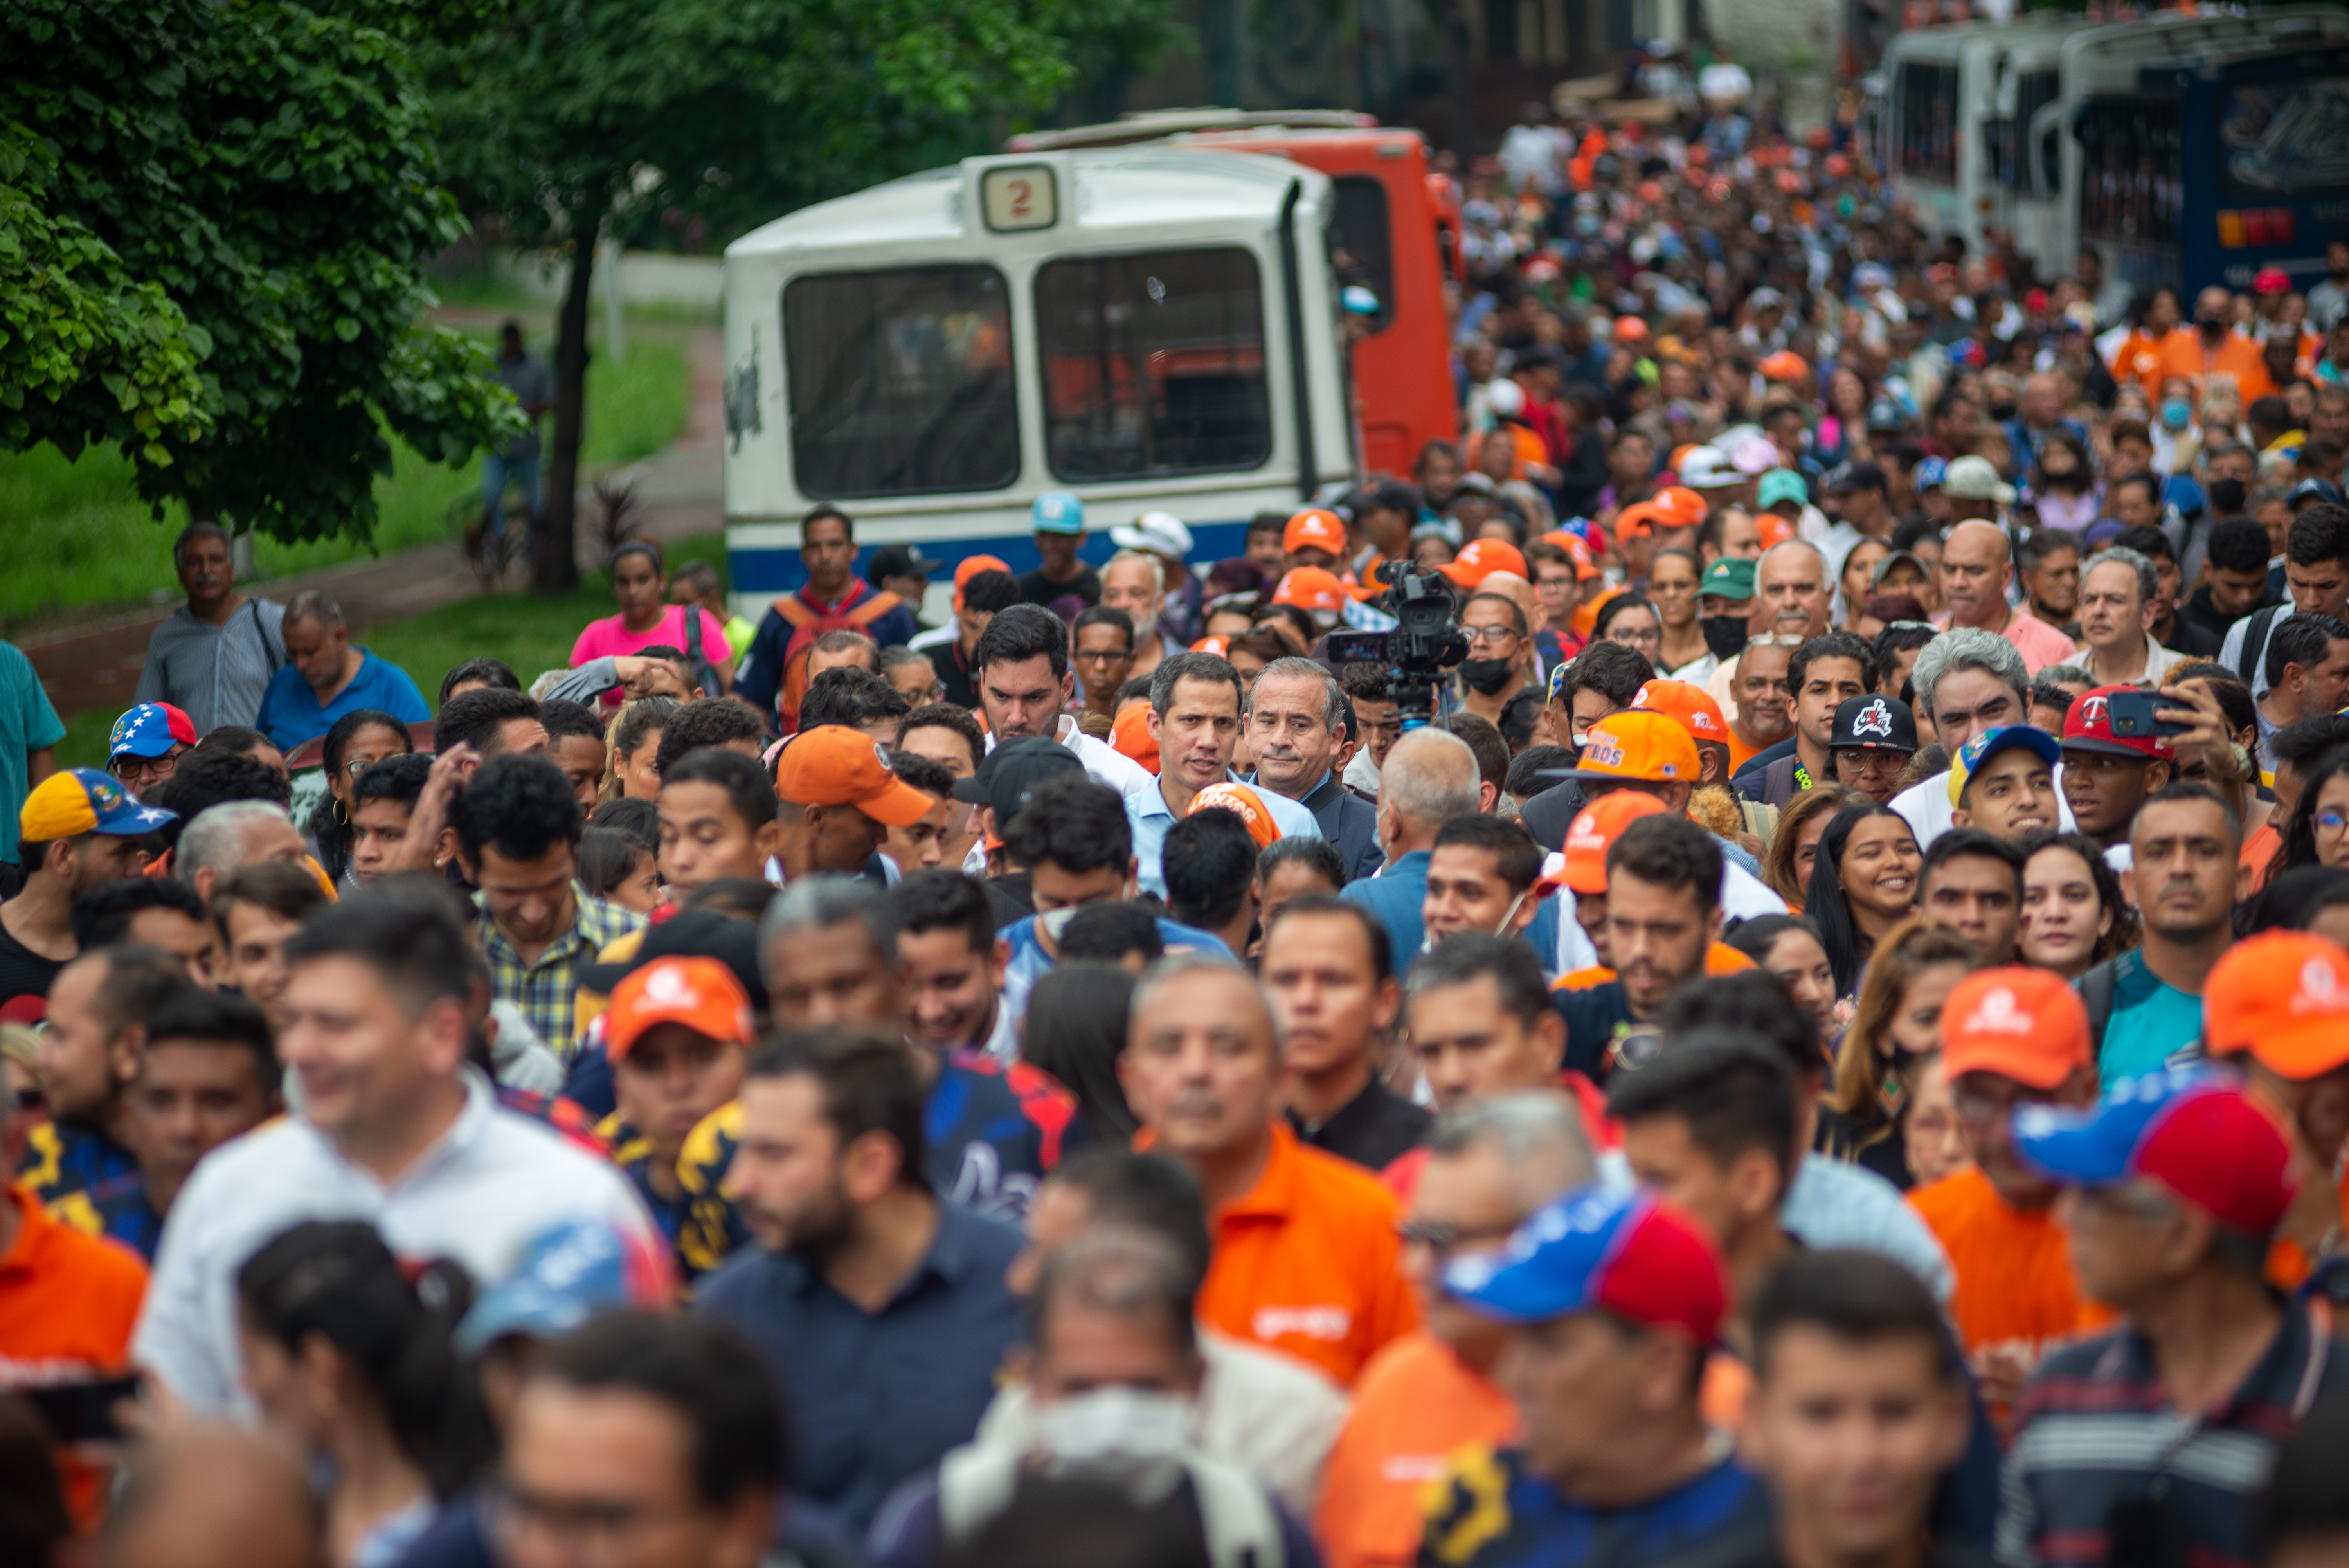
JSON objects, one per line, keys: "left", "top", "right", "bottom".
{"left": 681, "top": 605, "right": 722, "bottom": 697}
{"left": 2079, "top": 957, "right": 2120, "bottom": 1055}
{"left": 2237, "top": 605, "right": 2281, "bottom": 686}
{"left": 248, "top": 598, "right": 284, "bottom": 673}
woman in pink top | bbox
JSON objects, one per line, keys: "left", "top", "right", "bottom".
{"left": 570, "top": 541, "right": 734, "bottom": 705}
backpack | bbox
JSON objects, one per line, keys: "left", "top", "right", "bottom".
{"left": 2077, "top": 954, "right": 2121, "bottom": 1053}
{"left": 2234, "top": 604, "right": 2287, "bottom": 687}
{"left": 679, "top": 605, "right": 725, "bottom": 698}
{"left": 770, "top": 587, "right": 903, "bottom": 732}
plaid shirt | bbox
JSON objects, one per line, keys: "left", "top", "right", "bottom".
{"left": 1998, "top": 1299, "right": 2346, "bottom": 1568}
{"left": 475, "top": 883, "right": 643, "bottom": 1054}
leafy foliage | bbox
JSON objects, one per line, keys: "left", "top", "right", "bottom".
{"left": 0, "top": 0, "right": 521, "bottom": 545}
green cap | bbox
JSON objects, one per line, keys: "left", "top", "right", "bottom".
{"left": 1698, "top": 557, "right": 1756, "bottom": 601}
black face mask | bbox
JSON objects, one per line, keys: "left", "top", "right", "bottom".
{"left": 1701, "top": 615, "right": 1750, "bottom": 660}
{"left": 1989, "top": 401, "right": 2019, "bottom": 423}
{"left": 1458, "top": 657, "right": 1517, "bottom": 695}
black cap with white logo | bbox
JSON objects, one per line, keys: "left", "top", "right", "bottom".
{"left": 1830, "top": 693, "right": 1918, "bottom": 753}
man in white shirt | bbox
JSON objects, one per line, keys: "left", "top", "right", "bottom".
{"left": 133, "top": 897, "right": 657, "bottom": 1413}
{"left": 968, "top": 604, "right": 1153, "bottom": 797}
{"left": 1892, "top": 627, "right": 2076, "bottom": 849}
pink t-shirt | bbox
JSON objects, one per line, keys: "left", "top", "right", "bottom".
{"left": 569, "top": 607, "right": 734, "bottom": 704}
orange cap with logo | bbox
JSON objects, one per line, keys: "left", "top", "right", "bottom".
{"left": 1632, "top": 679, "right": 1728, "bottom": 746}
{"left": 605, "top": 956, "right": 754, "bottom": 1061}
{"left": 772, "top": 726, "right": 939, "bottom": 826}
{"left": 1611, "top": 500, "right": 1674, "bottom": 541}
{"left": 1939, "top": 967, "right": 2093, "bottom": 1090}
{"left": 1283, "top": 509, "right": 1349, "bottom": 556}
{"left": 2205, "top": 931, "right": 2349, "bottom": 1079}
{"left": 1562, "top": 792, "right": 1669, "bottom": 894}
{"left": 1271, "top": 568, "right": 1348, "bottom": 613}
{"left": 1541, "top": 530, "right": 1602, "bottom": 581}
{"left": 1190, "top": 782, "right": 1283, "bottom": 850}
{"left": 1559, "top": 710, "right": 1699, "bottom": 784}
{"left": 1441, "top": 539, "right": 1529, "bottom": 589}
{"left": 1651, "top": 486, "right": 1708, "bottom": 526}
{"left": 1754, "top": 513, "right": 1796, "bottom": 550}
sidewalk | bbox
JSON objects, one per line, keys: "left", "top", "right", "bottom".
{"left": 25, "top": 328, "right": 724, "bottom": 723}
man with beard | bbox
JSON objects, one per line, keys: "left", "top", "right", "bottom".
{"left": 695, "top": 1029, "right": 1024, "bottom": 1532}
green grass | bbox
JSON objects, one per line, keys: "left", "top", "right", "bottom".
{"left": 53, "top": 531, "right": 733, "bottom": 770}
{"left": 0, "top": 325, "right": 693, "bottom": 632}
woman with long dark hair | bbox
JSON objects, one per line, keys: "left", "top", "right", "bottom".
{"left": 2015, "top": 829, "right": 2137, "bottom": 978}
{"left": 236, "top": 1221, "right": 490, "bottom": 1568}
{"left": 2273, "top": 743, "right": 2349, "bottom": 877}
{"left": 1592, "top": 593, "right": 1663, "bottom": 678}
{"left": 1019, "top": 962, "right": 1140, "bottom": 1146}
{"left": 1823, "top": 917, "right": 1980, "bottom": 1188}
{"left": 305, "top": 709, "right": 412, "bottom": 886}
{"left": 1805, "top": 801, "right": 1922, "bottom": 999}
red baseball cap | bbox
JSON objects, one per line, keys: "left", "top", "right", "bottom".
{"left": 772, "top": 727, "right": 939, "bottom": 826}
{"left": 2062, "top": 685, "right": 2174, "bottom": 761}
{"left": 1283, "top": 509, "right": 1349, "bottom": 556}
{"left": 2015, "top": 1069, "right": 2295, "bottom": 1238}
{"left": 1442, "top": 1186, "right": 1727, "bottom": 1344}
{"left": 1939, "top": 967, "right": 2094, "bottom": 1090}
{"left": 2204, "top": 931, "right": 2349, "bottom": 1079}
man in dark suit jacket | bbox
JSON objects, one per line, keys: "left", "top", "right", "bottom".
{"left": 1246, "top": 657, "right": 1385, "bottom": 883}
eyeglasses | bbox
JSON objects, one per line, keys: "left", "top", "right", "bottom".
{"left": 2317, "top": 810, "right": 2349, "bottom": 834}
{"left": 1462, "top": 625, "right": 1521, "bottom": 646}
{"left": 110, "top": 752, "right": 181, "bottom": 788}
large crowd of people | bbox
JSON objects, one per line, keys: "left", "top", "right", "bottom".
{"left": 9, "top": 72, "right": 2349, "bottom": 1568}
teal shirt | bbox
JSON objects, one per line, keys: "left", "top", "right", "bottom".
{"left": 2097, "top": 950, "right": 2205, "bottom": 1083}
{"left": 0, "top": 641, "right": 65, "bottom": 864}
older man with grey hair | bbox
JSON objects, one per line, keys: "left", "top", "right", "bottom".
{"left": 1315, "top": 1092, "right": 1597, "bottom": 1550}
{"left": 134, "top": 521, "right": 288, "bottom": 734}
{"left": 251, "top": 589, "right": 429, "bottom": 752}
{"left": 1247, "top": 656, "right": 1381, "bottom": 881}
{"left": 2077, "top": 545, "right": 2184, "bottom": 689}
{"left": 176, "top": 800, "right": 308, "bottom": 907}
{"left": 1891, "top": 627, "right": 2075, "bottom": 848}
{"left": 1342, "top": 727, "right": 1481, "bottom": 961}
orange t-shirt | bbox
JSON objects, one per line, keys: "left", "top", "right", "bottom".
{"left": 2158, "top": 330, "right": 2277, "bottom": 406}
{"left": 1314, "top": 1332, "right": 1517, "bottom": 1568}
{"left": 2241, "top": 821, "right": 2281, "bottom": 894}
{"left": 1175, "top": 1120, "right": 1419, "bottom": 1386}
{"left": 0, "top": 1185, "right": 149, "bottom": 1527}
{"left": 2109, "top": 328, "right": 2191, "bottom": 395}
{"left": 1908, "top": 1167, "right": 2111, "bottom": 1382}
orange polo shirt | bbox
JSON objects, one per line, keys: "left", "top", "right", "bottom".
{"left": 2109, "top": 327, "right": 2192, "bottom": 394}
{"left": 1167, "top": 1120, "right": 1418, "bottom": 1386}
{"left": 1908, "top": 1167, "right": 2111, "bottom": 1402}
{"left": 1316, "top": 1332, "right": 1516, "bottom": 1568}
{"left": 0, "top": 1185, "right": 149, "bottom": 1527}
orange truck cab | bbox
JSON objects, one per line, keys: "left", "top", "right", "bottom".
{"left": 1010, "top": 111, "right": 1460, "bottom": 481}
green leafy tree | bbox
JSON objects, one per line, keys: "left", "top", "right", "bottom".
{"left": 1, "top": 0, "right": 520, "bottom": 547}
{"left": 430, "top": 0, "right": 1177, "bottom": 593}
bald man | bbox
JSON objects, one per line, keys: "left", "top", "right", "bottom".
{"left": 1938, "top": 520, "right": 2077, "bottom": 674}
{"left": 105, "top": 1425, "right": 324, "bottom": 1568}
{"left": 1753, "top": 541, "right": 1832, "bottom": 643}
{"left": 1343, "top": 727, "right": 1483, "bottom": 963}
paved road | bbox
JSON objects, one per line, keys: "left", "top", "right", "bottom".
{"left": 25, "top": 329, "right": 724, "bottom": 723}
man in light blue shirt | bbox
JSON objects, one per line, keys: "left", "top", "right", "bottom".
{"left": 252, "top": 591, "right": 430, "bottom": 751}
{"left": 1127, "top": 650, "right": 1318, "bottom": 899}
{"left": 1340, "top": 727, "right": 1483, "bottom": 966}
{"left": 2080, "top": 783, "right": 2239, "bottom": 1081}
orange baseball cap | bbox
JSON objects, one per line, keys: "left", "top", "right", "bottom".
{"left": 1541, "top": 529, "right": 1602, "bottom": 581}
{"left": 1190, "top": 634, "right": 1230, "bottom": 657}
{"left": 2204, "top": 932, "right": 2349, "bottom": 1078}
{"left": 1557, "top": 709, "right": 1699, "bottom": 784}
{"left": 1271, "top": 567, "right": 1349, "bottom": 614}
{"left": 1562, "top": 793, "right": 1668, "bottom": 894}
{"left": 952, "top": 553, "right": 1013, "bottom": 608}
{"left": 1651, "top": 486, "right": 1709, "bottom": 526}
{"left": 772, "top": 726, "right": 939, "bottom": 826}
{"left": 1632, "top": 679, "right": 1729, "bottom": 746}
{"left": 1190, "top": 782, "right": 1282, "bottom": 849}
{"left": 1759, "top": 351, "right": 1809, "bottom": 383}
{"left": 1441, "top": 538, "right": 1529, "bottom": 590}
{"left": 1111, "top": 702, "right": 1161, "bottom": 773}
{"left": 605, "top": 956, "right": 754, "bottom": 1061}
{"left": 1611, "top": 500, "right": 1674, "bottom": 541}
{"left": 1939, "top": 967, "right": 2093, "bottom": 1090}
{"left": 1754, "top": 513, "right": 1795, "bottom": 550}
{"left": 1614, "top": 315, "right": 1651, "bottom": 344}
{"left": 1283, "top": 509, "right": 1349, "bottom": 556}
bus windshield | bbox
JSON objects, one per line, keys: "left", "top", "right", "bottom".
{"left": 2218, "top": 75, "right": 2349, "bottom": 199}
{"left": 785, "top": 265, "right": 1020, "bottom": 499}
{"left": 1035, "top": 247, "right": 1273, "bottom": 482}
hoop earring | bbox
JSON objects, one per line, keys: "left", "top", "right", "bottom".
{"left": 331, "top": 797, "right": 348, "bottom": 826}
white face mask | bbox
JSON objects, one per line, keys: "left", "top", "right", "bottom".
{"left": 1030, "top": 1387, "right": 1197, "bottom": 1501}
{"left": 1493, "top": 889, "right": 1530, "bottom": 935}
{"left": 1037, "top": 906, "right": 1081, "bottom": 944}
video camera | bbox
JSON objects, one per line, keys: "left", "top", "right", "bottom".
{"left": 1325, "top": 559, "right": 1467, "bottom": 732}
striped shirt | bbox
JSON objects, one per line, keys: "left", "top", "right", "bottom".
{"left": 134, "top": 598, "right": 287, "bottom": 733}
{"left": 1998, "top": 1300, "right": 2345, "bottom": 1568}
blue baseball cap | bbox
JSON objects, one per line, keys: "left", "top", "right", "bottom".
{"left": 2013, "top": 1066, "right": 2295, "bottom": 1237}
{"left": 1032, "top": 491, "right": 1086, "bottom": 535}
{"left": 1947, "top": 724, "right": 2063, "bottom": 808}
{"left": 1915, "top": 457, "right": 1949, "bottom": 491}
{"left": 455, "top": 1220, "right": 672, "bottom": 1354}
{"left": 21, "top": 769, "right": 176, "bottom": 842}
{"left": 1440, "top": 1185, "right": 1726, "bottom": 1342}
{"left": 107, "top": 702, "right": 198, "bottom": 765}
